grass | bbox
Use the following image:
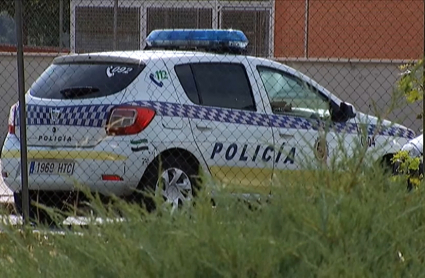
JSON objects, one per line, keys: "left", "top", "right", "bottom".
{"left": 0, "top": 155, "right": 424, "bottom": 278}
{"left": 0, "top": 128, "right": 423, "bottom": 277}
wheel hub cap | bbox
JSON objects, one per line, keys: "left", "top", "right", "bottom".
{"left": 156, "top": 167, "right": 193, "bottom": 209}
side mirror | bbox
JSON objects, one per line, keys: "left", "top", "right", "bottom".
{"left": 331, "top": 102, "right": 356, "bottom": 122}
{"left": 340, "top": 102, "right": 356, "bottom": 118}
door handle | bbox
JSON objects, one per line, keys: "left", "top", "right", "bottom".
{"left": 279, "top": 132, "right": 295, "bottom": 139}
{"left": 196, "top": 124, "right": 212, "bottom": 131}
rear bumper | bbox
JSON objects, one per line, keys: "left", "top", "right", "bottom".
{"left": 1, "top": 134, "right": 156, "bottom": 196}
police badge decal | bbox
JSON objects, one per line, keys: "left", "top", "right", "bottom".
{"left": 314, "top": 136, "right": 328, "bottom": 164}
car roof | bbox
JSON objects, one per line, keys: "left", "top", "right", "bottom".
{"left": 53, "top": 50, "right": 247, "bottom": 65}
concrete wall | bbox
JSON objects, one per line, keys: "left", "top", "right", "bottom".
{"left": 0, "top": 53, "right": 422, "bottom": 149}
{"left": 0, "top": 53, "right": 57, "bottom": 145}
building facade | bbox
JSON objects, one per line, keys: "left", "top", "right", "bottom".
{"left": 68, "top": 0, "right": 424, "bottom": 60}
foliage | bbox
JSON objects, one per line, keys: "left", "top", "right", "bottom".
{"left": 0, "top": 0, "right": 70, "bottom": 47}
{"left": 392, "top": 58, "right": 424, "bottom": 188}
{"left": 397, "top": 58, "right": 424, "bottom": 117}
{"left": 1, "top": 163, "right": 425, "bottom": 277}
{"left": 392, "top": 150, "right": 422, "bottom": 189}
{"left": 0, "top": 11, "right": 16, "bottom": 44}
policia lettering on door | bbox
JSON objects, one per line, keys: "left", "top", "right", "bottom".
{"left": 211, "top": 142, "right": 296, "bottom": 164}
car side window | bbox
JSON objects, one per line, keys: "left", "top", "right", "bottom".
{"left": 175, "top": 62, "right": 256, "bottom": 111}
{"left": 257, "top": 66, "right": 330, "bottom": 117}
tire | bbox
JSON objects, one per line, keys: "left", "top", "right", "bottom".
{"left": 136, "top": 154, "right": 200, "bottom": 212}
{"left": 381, "top": 155, "right": 395, "bottom": 175}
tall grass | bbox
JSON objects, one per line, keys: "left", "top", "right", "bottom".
{"left": 0, "top": 156, "right": 424, "bottom": 277}
{"left": 1, "top": 86, "right": 423, "bottom": 277}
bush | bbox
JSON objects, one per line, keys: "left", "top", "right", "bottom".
{"left": 1, "top": 158, "right": 425, "bottom": 277}
{"left": 392, "top": 58, "right": 424, "bottom": 189}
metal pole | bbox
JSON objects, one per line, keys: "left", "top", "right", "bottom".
{"left": 59, "top": 0, "right": 63, "bottom": 50}
{"left": 423, "top": 0, "right": 425, "bottom": 170}
{"left": 304, "top": 0, "right": 309, "bottom": 58}
{"left": 15, "top": 0, "right": 30, "bottom": 225}
{"left": 113, "top": 0, "right": 118, "bottom": 50}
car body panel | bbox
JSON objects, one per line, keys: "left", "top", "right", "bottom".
{"left": 1, "top": 49, "right": 416, "bottom": 197}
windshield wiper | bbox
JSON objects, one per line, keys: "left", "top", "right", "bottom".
{"left": 60, "top": 87, "right": 100, "bottom": 99}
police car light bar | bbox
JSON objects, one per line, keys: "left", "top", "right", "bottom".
{"left": 144, "top": 29, "right": 249, "bottom": 54}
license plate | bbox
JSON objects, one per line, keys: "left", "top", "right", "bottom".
{"left": 29, "top": 160, "right": 76, "bottom": 175}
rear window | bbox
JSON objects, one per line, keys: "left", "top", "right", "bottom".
{"left": 29, "top": 62, "right": 145, "bottom": 99}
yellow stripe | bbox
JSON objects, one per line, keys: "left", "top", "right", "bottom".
{"left": 1, "top": 150, "right": 127, "bottom": 161}
{"left": 208, "top": 166, "right": 342, "bottom": 194}
{"left": 209, "top": 166, "right": 273, "bottom": 194}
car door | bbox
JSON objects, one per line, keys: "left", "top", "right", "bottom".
{"left": 251, "top": 61, "right": 359, "bottom": 183}
{"left": 169, "top": 57, "right": 274, "bottom": 194}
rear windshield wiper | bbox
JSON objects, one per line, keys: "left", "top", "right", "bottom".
{"left": 60, "top": 87, "right": 100, "bottom": 99}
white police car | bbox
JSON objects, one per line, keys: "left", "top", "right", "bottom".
{"left": 1, "top": 29, "right": 416, "bottom": 221}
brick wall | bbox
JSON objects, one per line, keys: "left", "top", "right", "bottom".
{"left": 274, "top": 0, "right": 424, "bottom": 60}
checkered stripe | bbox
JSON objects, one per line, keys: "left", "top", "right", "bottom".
{"left": 367, "top": 124, "right": 415, "bottom": 139}
{"left": 17, "top": 101, "right": 414, "bottom": 139}
{"left": 17, "top": 104, "right": 113, "bottom": 128}
{"left": 130, "top": 101, "right": 272, "bottom": 128}
{"left": 334, "top": 122, "right": 358, "bottom": 134}
{"left": 269, "top": 114, "right": 314, "bottom": 130}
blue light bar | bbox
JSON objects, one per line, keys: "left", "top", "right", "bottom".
{"left": 145, "top": 29, "right": 249, "bottom": 54}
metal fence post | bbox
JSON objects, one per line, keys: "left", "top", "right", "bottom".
{"left": 60, "top": 0, "right": 64, "bottom": 50}
{"left": 113, "top": 0, "right": 118, "bottom": 50}
{"left": 15, "top": 0, "right": 30, "bottom": 225}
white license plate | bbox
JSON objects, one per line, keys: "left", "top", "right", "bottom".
{"left": 29, "top": 160, "right": 76, "bottom": 175}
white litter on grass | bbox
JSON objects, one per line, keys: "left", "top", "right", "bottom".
{"left": 0, "top": 214, "right": 125, "bottom": 237}
{"left": 0, "top": 214, "right": 23, "bottom": 226}
{"left": 0, "top": 214, "right": 125, "bottom": 228}
{"left": 62, "top": 216, "right": 126, "bottom": 226}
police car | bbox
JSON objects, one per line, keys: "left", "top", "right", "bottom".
{"left": 1, "top": 29, "right": 416, "bottom": 221}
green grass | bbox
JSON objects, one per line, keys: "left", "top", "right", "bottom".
{"left": 0, "top": 157, "right": 424, "bottom": 278}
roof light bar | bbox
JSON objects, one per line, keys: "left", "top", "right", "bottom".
{"left": 144, "top": 29, "right": 249, "bottom": 54}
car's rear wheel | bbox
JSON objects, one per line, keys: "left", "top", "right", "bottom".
{"left": 137, "top": 154, "right": 200, "bottom": 212}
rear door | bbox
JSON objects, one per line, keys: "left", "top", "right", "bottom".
{"left": 16, "top": 56, "right": 145, "bottom": 148}
{"left": 169, "top": 56, "right": 275, "bottom": 194}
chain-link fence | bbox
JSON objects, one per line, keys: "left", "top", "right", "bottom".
{"left": 0, "top": 0, "right": 424, "bottom": 226}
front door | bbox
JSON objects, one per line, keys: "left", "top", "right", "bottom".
{"left": 254, "top": 64, "right": 353, "bottom": 184}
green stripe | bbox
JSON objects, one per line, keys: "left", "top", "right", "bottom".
{"left": 130, "top": 139, "right": 148, "bottom": 145}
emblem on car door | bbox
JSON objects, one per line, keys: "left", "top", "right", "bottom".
{"left": 49, "top": 108, "right": 61, "bottom": 123}
{"left": 314, "top": 136, "right": 328, "bottom": 164}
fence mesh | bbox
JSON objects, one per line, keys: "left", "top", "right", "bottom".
{"left": 0, "top": 0, "right": 424, "bottom": 225}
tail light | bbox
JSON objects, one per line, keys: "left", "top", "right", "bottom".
{"left": 8, "top": 104, "right": 17, "bottom": 135}
{"left": 106, "top": 106, "right": 156, "bottom": 136}
{"left": 102, "top": 174, "right": 123, "bottom": 181}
